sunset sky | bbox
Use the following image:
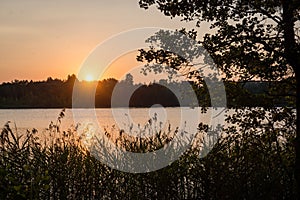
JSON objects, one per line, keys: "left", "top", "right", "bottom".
{"left": 0, "top": 0, "right": 209, "bottom": 83}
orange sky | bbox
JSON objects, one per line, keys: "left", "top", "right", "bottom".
{"left": 0, "top": 0, "right": 208, "bottom": 83}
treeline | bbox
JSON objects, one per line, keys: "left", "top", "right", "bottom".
{"left": 0, "top": 74, "right": 294, "bottom": 108}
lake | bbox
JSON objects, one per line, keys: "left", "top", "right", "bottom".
{"left": 0, "top": 107, "right": 226, "bottom": 137}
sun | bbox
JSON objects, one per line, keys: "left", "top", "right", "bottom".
{"left": 85, "top": 74, "right": 95, "bottom": 82}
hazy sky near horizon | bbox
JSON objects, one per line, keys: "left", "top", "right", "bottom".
{"left": 0, "top": 0, "right": 209, "bottom": 83}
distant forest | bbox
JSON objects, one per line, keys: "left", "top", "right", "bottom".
{"left": 0, "top": 74, "right": 293, "bottom": 108}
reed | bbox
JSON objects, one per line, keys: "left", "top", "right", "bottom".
{"left": 0, "top": 108, "right": 297, "bottom": 199}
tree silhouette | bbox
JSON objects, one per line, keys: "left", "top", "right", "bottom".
{"left": 138, "top": 0, "right": 300, "bottom": 192}
{"left": 125, "top": 73, "right": 134, "bottom": 85}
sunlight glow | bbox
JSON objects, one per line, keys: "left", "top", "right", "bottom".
{"left": 85, "top": 74, "right": 95, "bottom": 82}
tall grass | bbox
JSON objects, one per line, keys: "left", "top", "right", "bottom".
{"left": 0, "top": 108, "right": 297, "bottom": 199}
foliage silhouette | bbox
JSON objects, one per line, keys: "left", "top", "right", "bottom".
{"left": 137, "top": 0, "right": 299, "bottom": 196}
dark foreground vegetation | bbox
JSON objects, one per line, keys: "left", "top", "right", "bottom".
{"left": 0, "top": 74, "right": 293, "bottom": 108}
{"left": 0, "top": 109, "right": 297, "bottom": 199}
